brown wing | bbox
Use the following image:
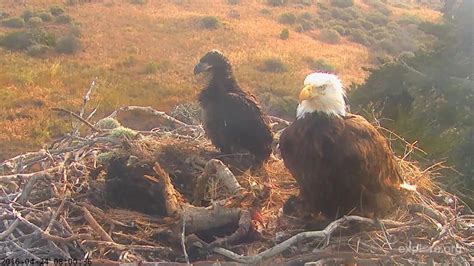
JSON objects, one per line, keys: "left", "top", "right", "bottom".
{"left": 280, "top": 113, "right": 401, "bottom": 218}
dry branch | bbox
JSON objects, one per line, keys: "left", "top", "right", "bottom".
{"left": 107, "top": 106, "right": 189, "bottom": 128}
{"left": 82, "top": 207, "right": 114, "bottom": 242}
{"left": 193, "top": 159, "right": 244, "bottom": 205}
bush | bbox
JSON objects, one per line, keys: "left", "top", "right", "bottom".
{"left": 348, "top": 20, "right": 363, "bottom": 29}
{"left": 27, "top": 44, "right": 49, "bottom": 57}
{"left": 367, "top": 12, "right": 388, "bottom": 26}
{"left": 55, "top": 14, "right": 71, "bottom": 24}
{"left": 260, "top": 9, "right": 272, "bottom": 15}
{"left": 330, "top": 8, "right": 353, "bottom": 21}
{"left": 27, "top": 17, "right": 43, "bottom": 27}
{"left": 55, "top": 35, "right": 81, "bottom": 54}
{"left": 296, "top": 19, "right": 315, "bottom": 32}
{"left": 227, "top": 0, "right": 240, "bottom": 4}
{"left": 0, "top": 30, "right": 55, "bottom": 51}
{"left": 267, "top": 0, "right": 288, "bottom": 6}
{"left": 142, "top": 61, "right": 160, "bottom": 74}
{"left": 359, "top": 19, "right": 374, "bottom": 30}
{"left": 280, "top": 28, "right": 289, "bottom": 40}
{"left": 130, "top": 0, "right": 148, "bottom": 4}
{"left": 319, "top": 29, "right": 341, "bottom": 44}
{"left": 373, "top": 30, "right": 390, "bottom": 40}
{"left": 350, "top": 29, "right": 370, "bottom": 45}
{"left": 279, "top": 13, "right": 296, "bottom": 24}
{"left": 304, "top": 57, "right": 336, "bottom": 72}
{"left": 200, "top": 16, "right": 220, "bottom": 29}
{"left": 331, "top": 25, "right": 347, "bottom": 35}
{"left": 49, "top": 6, "right": 65, "bottom": 16}
{"left": 38, "top": 12, "right": 54, "bottom": 22}
{"left": 69, "top": 24, "right": 82, "bottom": 37}
{"left": 21, "top": 9, "right": 35, "bottom": 22}
{"left": 0, "top": 10, "right": 9, "bottom": 20}
{"left": 261, "top": 58, "right": 287, "bottom": 73}
{"left": 331, "top": 0, "right": 354, "bottom": 8}
{"left": 1, "top": 17, "right": 25, "bottom": 28}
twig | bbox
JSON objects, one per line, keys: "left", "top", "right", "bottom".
{"left": 52, "top": 107, "right": 103, "bottom": 133}
{"left": 181, "top": 214, "right": 190, "bottom": 264}
{"left": 81, "top": 240, "right": 173, "bottom": 253}
{"left": 107, "top": 106, "right": 188, "bottom": 128}
{"left": 82, "top": 207, "right": 114, "bottom": 242}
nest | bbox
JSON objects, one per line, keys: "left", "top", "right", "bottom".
{"left": 0, "top": 101, "right": 472, "bottom": 265}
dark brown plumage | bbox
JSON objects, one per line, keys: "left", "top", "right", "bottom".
{"left": 280, "top": 112, "right": 402, "bottom": 218}
{"left": 194, "top": 50, "right": 273, "bottom": 165}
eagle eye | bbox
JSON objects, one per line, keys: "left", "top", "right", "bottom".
{"left": 319, "top": 85, "right": 327, "bottom": 91}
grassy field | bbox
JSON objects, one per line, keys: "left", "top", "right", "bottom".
{"left": 0, "top": 0, "right": 441, "bottom": 160}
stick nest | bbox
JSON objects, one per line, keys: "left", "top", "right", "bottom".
{"left": 0, "top": 103, "right": 472, "bottom": 265}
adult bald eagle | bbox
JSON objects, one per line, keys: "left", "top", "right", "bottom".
{"left": 194, "top": 50, "right": 273, "bottom": 165}
{"left": 279, "top": 73, "right": 402, "bottom": 218}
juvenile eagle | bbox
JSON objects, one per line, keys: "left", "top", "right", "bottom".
{"left": 279, "top": 73, "right": 402, "bottom": 218}
{"left": 194, "top": 50, "right": 273, "bottom": 165}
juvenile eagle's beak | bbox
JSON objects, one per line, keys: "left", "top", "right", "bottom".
{"left": 194, "top": 62, "right": 211, "bottom": 75}
{"left": 299, "top": 84, "right": 314, "bottom": 103}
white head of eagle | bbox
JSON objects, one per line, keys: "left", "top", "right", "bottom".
{"left": 297, "top": 72, "right": 346, "bottom": 119}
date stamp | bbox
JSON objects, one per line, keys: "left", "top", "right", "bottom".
{"left": 1, "top": 258, "right": 92, "bottom": 265}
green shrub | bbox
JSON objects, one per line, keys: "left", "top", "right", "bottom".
{"left": 38, "top": 12, "right": 54, "bottom": 22}
{"left": 129, "top": 0, "right": 148, "bottom": 4}
{"left": 304, "top": 57, "right": 336, "bottom": 72}
{"left": 267, "top": 0, "right": 288, "bottom": 6}
{"left": 299, "top": 12, "right": 313, "bottom": 20}
{"left": 1, "top": 17, "right": 25, "bottom": 28}
{"left": 377, "top": 39, "right": 398, "bottom": 54}
{"left": 21, "top": 9, "right": 35, "bottom": 22}
{"left": 55, "top": 35, "right": 81, "bottom": 54}
{"left": 49, "top": 6, "right": 65, "bottom": 16}
{"left": 55, "top": 14, "right": 71, "bottom": 24}
{"left": 319, "top": 29, "right": 341, "bottom": 44}
{"left": 200, "top": 16, "right": 220, "bottom": 29}
{"left": 398, "top": 14, "right": 421, "bottom": 25}
{"left": 359, "top": 19, "right": 374, "bottom": 30}
{"left": 27, "top": 44, "right": 49, "bottom": 57}
{"left": 296, "top": 19, "right": 315, "bottom": 32}
{"left": 348, "top": 20, "right": 363, "bottom": 29}
{"left": 331, "top": 0, "right": 354, "bottom": 8}
{"left": 331, "top": 25, "right": 346, "bottom": 35}
{"left": 142, "top": 61, "right": 160, "bottom": 74}
{"left": 69, "top": 24, "right": 82, "bottom": 37}
{"left": 261, "top": 58, "right": 287, "bottom": 73}
{"left": 227, "top": 0, "right": 240, "bottom": 4}
{"left": 367, "top": 12, "right": 388, "bottom": 26}
{"left": 350, "top": 29, "right": 370, "bottom": 45}
{"left": 280, "top": 28, "right": 289, "bottom": 40}
{"left": 260, "top": 9, "right": 272, "bottom": 15}
{"left": 279, "top": 13, "right": 296, "bottom": 24}
{"left": 260, "top": 92, "right": 297, "bottom": 118}
{"left": 0, "top": 10, "right": 9, "bottom": 20}
{"left": 330, "top": 8, "right": 353, "bottom": 21}
{"left": 27, "top": 17, "right": 43, "bottom": 27}
{"left": 373, "top": 30, "right": 390, "bottom": 40}
{"left": 0, "top": 30, "right": 55, "bottom": 51}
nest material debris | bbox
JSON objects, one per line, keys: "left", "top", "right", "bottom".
{"left": 0, "top": 99, "right": 473, "bottom": 265}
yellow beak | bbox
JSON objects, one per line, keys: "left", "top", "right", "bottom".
{"left": 299, "top": 85, "right": 313, "bottom": 102}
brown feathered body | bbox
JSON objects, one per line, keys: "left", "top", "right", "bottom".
{"left": 196, "top": 51, "right": 273, "bottom": 165}
{"left": 280, "top": 112, "right": 402, "bottom": 218}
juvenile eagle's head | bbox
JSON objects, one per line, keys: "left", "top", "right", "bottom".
{"left": 194, "top": 49, "right": 232, "bottom": 75}
{"left": 297, "top": 73, "right": 346, "bottom": 119}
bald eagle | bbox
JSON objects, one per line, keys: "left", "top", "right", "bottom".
{"left": 279, "top": 73, "right": 402, "bottom": 218}
{"left": 194, "top": 50, "right": 273, "bottom": 165}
